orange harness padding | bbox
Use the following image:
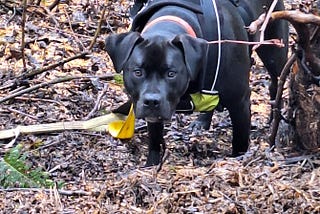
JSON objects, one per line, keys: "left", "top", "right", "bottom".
{"left": 141, "top": 15, "right": 197, "bottom": 38}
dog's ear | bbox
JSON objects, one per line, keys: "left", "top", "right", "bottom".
{"left": 172, "top": 34, "right": 208, "bottom": 80}
{"left": 105, "top": 32, "right": 143, "bottom": 72}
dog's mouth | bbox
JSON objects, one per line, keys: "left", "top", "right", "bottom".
{"left": 145, "top": 116, "right": 170, "bottom": 123}
{"left": 134, "top": 99, "right": 176, "bottom": 123}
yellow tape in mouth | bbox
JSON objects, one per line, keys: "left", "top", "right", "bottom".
{"left": 108, "top": 92, "right": 219, "bottom": 139}
{"left": 108, "top": 104, "right": 135, "bottom": 139}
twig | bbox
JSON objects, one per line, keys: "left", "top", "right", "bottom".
{"left": 21, "top": 0, "right": 27, "bottom": 70}
{"left": 18, "top": 51, "right": 90, "bottom": 79}
{"left": 61, "top": 6, "right": 85, "bottom": 50}
{"left": 0, "top": 76, "right": 83, "bottom": 103}
{"left": 280, "top": 155, "right": 316, "bottom": 165}
{"left": 31, "top": 5, "right": 60, "bottom": 27}
{"left": 253, "top": 0, "right": 279, "bottom": 50}
{"left": 247, "top": 13, "right": 266, "bottom": 35}
{"left": 217, "top": 190, "right": 246, "bottom": 209}
{"left": 6, "top": 107, "right": 39, "bottom": 121}
{"left": 6, "top": 6, "right": 16, "bottom": 26}
{"left": 46, "top": 25, "right": 93, "bottom": 39}
{"left": 0, "top": 74, "right": 113, "bottom": 104}
{"left": 88, "top": 5, "right": 107, "bottom": 50}
{"left": 48, "top": 0, "right": 60, "bottom": 11}
{"left": 244, "top": 156, "right": 263, "bottom": 168}
{"left": 4, "top": 129, "right": 20, "bottom": 149}
{"left": 13, "top": 96, "right": 64, "bottom": 105}
{"left": 55, "top": 189, "right": 94, "bottom": 196}
{"left": 269, "top": 53, "right": 297, "bottom": 146}
{"left": 84, "top": 83, "right": 109, "bottom": 120}
{"left": 0, "top": 188, "right": 94, "bottom": 196}
{"left": 157, "top": 144, "right": 169, "bottom": 173}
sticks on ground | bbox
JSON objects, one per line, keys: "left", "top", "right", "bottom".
{"left": 18, "top": 51, "right": 90, "bottom": 79}
{"left": 0, "top": 74, "right": 114, "bottom": 104}
{"left": 0, "top": 187, "right": 94, "bottom": 196}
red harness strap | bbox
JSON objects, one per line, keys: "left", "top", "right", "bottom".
{"left": 141, "top": 15, "right": 197, "bottom": 37}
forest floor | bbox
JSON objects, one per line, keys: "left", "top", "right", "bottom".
{"left": 0, "top": 0, "right": 319, "bottom": 213}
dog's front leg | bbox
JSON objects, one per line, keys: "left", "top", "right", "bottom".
{"left": 146, "top": 122, "right": 165, "bottom": 166}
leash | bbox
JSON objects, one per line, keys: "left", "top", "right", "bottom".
{"left": 210, "top": 0, "right": 221, "bottom": 92}
{"left": 201, "top": 0, "right": 221, "bottom": 95}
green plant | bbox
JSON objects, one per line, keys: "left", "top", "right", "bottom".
{"left": 114, "top": 74, "right": 124, "bottom": 85}
{"left": 0, "top": 144, "right": 54, "bottom": 188}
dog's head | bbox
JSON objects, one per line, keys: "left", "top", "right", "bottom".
{"left": 105, "top": 32, "right": 208, "bottom": 122}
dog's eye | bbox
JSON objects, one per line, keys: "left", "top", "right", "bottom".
{"left": 167, "top": 71, "right": 177, "bottom": 78}
{"left": 133, "top": 70, "right": 143, "bottom": 77}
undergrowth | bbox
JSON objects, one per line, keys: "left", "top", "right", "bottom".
{"left": 0, "top": 144, "right": 55, "bottom": 188}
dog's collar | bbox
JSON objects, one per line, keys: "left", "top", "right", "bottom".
{"left": 141, "top": 15, "right": 197, "bottom": 37}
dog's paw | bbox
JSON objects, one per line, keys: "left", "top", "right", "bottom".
{"left": 188, "top": 120, "right": 210, "bottom": 131}
{"left": 231, "top": 149, "right": 248, "bottom": 158}
{"left": 188, "top": 112, "right": 213, "bottom": 131}
{"left": 145, "top": 151, "right": 161, "bottom": 166}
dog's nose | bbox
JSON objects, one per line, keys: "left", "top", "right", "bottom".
{"left": 143, "top": 94, "right": 161, "bottom": 109}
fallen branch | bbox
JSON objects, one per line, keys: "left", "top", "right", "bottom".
{"left": 0, "top": 74, "right": 113, "bottom": 104}
{"left": 0, "top": 187, "right": 94, "bottom": 196}
{"left": 18, "top": 51, "right": 90, "bottom": 79}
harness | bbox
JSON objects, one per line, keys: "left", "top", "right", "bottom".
{"left": 141, "top": 15, "right": 197, "bottom": 37}
{"left": 130, "top": 0, "right": 225, "bottom": 112}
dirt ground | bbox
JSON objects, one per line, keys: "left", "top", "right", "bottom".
{"left": 0, "top": 0, "right": 319, "bottom": 213}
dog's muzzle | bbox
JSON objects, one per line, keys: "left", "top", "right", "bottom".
{"left": 135, "top": 93, "right": 174, "bottom": 122}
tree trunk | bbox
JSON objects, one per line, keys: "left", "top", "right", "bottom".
{"left": 266, "top": 7, "right": 320, "bottom": 150}
{"left": 289, "top": 55, "right": 320, "bottom": 149}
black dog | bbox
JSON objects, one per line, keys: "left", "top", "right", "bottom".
{"left": 106, "top": 0, "right": 288, "bottom": 166}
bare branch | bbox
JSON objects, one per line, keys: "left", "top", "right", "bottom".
{"left": 21, "top": 0, "right": 27, "bottom": 70}
{"left": 18, "top": 51, "right": 90, "bottom": 79}
{"left": 0, "top": 74, "right": 113, "bottom": 104}
{"left": 88, "top": 5, "right": 107, "bottom": 50}
{"left": 269, "top": 54, "right": 297, "bottom": 146}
